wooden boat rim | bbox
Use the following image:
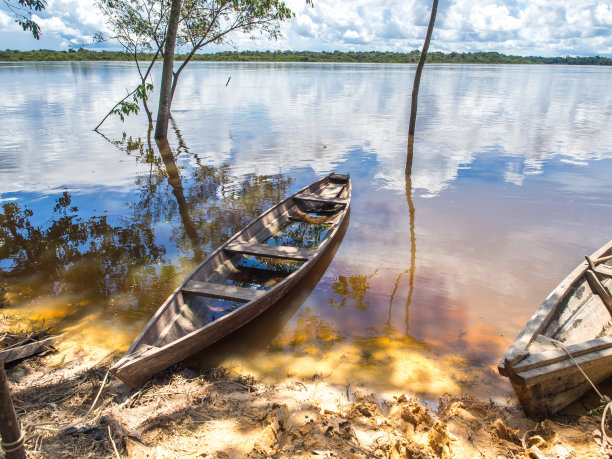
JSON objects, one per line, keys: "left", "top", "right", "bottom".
{"left": 113, "top": 173, "right": 351, "bottom": 371}
{"left": 511, "top": 335, "right": 612, "bottom": 375}
{"left": 514, "top": 342, "right": 612, "bottom": 386}
{"left": 499, "top": 239, "right": 612, "bottom": 376}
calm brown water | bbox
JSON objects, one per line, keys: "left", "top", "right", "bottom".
{"left": 1, "top": 62, "right": 612, "bottom": 400}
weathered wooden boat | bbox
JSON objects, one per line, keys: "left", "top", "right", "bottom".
{"left": 111, "top": 173, "right": 351, "bottom": 387}
{"left": 499, "top": 240, "right": 612, "bottom": 419}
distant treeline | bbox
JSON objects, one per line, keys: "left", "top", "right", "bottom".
{"left": 1, "top": 48, "right": 611, "bottom": 65}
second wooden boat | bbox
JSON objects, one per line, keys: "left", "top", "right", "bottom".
{"left": 499, "top": 240, "right": 612, "bottom": 419}
{"left": 111, "top": 173, "right": 351, "bottom": 387}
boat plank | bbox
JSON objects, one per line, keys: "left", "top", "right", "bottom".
{"left": 318, "top": 183, "right": 345, "bottom": 199}
{"left": 512, "top": 336, "right": 612, "bottom": 374}
{"left": 516, "top": 344, "right": 612, "bottom": 386}
{"left": 595, "top": 254, "right": 612, "bottom": 264}
{"left": 225, "top": 241, "right": 315, "bottom": 260}
{"left": 594, "top": 265, "right": 612, "bottom": 280}
{"left": 553, "top": 292, "right": 610, "bottom": 343}
{"left": 294, "top": 193, "right": 348, "bottom": 206}
{"left": 0, "top": 336, "right": 61, "bottom": 364}
{"left": 182, "top": 280, "right": 264, "bottom": 303}
{"left": 498, "top": 292, "right": 562, "bottom": 375}
{"left": 153, "top": 304, "right": 200, "bottom": 347}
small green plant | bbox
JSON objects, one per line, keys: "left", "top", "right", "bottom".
{"left": 110, "top": 82, "right": 154, "bottom": 121}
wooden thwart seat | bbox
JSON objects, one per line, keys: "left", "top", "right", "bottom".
{"left": 318, "top": 183, "right": 345, "bottom": 199}
{"left": 294, "top": 193, "right": 348, "bottom": 206}
{"left": 585, "top": 256, "right": 612, "bottom": 312}
{"left": 225, "top": 241, "right": 315, "bottom": 260}
{"left": 182, "top": 280, "right": 264, "bottom": 303}
{"left": 586, "top": 256, "right": 612, "bottom": 280}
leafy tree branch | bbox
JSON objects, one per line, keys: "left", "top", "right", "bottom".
{"left": 1, "top": 0, "right": 46, "bottom": 39}
{"left": 96, "top": 0, "right": 311, "bottom": 136}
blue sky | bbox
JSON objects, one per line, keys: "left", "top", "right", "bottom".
{"left": 1, "top": 0, "right": 611, "bottom": 56}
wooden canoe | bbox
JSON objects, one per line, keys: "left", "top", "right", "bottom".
{"left": 498, "top": 239, "right": 612, "bottom": 419}
{"left": 111, "top": 173, "right": 351, "bottom": 387}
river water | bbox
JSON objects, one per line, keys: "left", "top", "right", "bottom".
{"left": 1, "top": 61, "right": 611, "bottom": 400}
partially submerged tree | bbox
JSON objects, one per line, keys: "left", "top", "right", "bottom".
{"left": 1, "top": 0, "right": 46, "bottom": 39}
{"left": 96, "top": 0, "right": 306, "bottom": 136}
{"left": 95, "top": 0, "right": 171, "bottom": 129}
{"left": 155, "top": 0, "right": 182, "bottom": 139}
{"left": 167, "top": 0, "right": 296, "bottom": 111}
{"left": 408, "top": 0, "right": 438, "bottom": 138}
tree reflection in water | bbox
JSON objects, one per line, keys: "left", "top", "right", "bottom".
{"left": 117, "top": 124, "right": 293, "bottom": 260}
{"left": 405, "top": 134, "right": 417, "bottom": 334}
{"left": 269, "top": 307, "right": 346, "bottom": 356}
{"left": 249, "top": 305, "right": 469, "bottom": 397}
{"left": 1, "top": 122, "right": 293, "bottom": 341}
{"left": 329, "top": 273, "right": 376, "bottom": 311}
{"left": 0, "top": 191, "right": 169, "bottom": 324}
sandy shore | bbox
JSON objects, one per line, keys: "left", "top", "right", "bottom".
{"left": 0, "top": 341, "right": 608, "bottom": 459}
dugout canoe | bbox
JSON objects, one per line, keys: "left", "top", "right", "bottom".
{"left": 498, "top": 239, "right": 612, "bottom": 419}
{"left": 111, "top": 173, "right": 351, "bottom": 387}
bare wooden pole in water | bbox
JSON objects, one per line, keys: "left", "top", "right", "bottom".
{"left": 0, "top": 362, "right": 26, "bottom": 459}
{"left": 408, "top": 0, "right": 439, "bottom": 136}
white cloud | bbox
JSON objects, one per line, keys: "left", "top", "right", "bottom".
{"left": 1, "top": 0, "right": 106, "bottom": 48}
{"left": 0, "top": 0, "right": 610, "bottom": 56}
{"left": 0, "top": 10, "right": 17, "bottom": 29}
{"left": 436, "top": 0, "right": 612, "bottom": 55}
{"left": 595, "top": 4, "right": 612, "bottom": 26}
{"left": 34, "top": 15, "right": 81, "bottom": 37}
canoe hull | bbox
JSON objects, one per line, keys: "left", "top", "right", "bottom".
{"left": 113, "top": 267, "right": 312, "bottom": 386}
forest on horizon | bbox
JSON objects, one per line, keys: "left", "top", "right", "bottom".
{"left": 2, "top": 49, "right": 611, "bottom": 65}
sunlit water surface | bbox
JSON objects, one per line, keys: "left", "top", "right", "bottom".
{"left": 1, "top": 62, "right": 612, "bottom": 401}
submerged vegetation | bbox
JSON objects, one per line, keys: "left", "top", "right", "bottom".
{"left": 1, "top": 48, "right": 611, "bottom": 65}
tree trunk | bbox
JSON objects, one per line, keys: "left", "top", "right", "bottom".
{"left": 408, "top": 0, "right": 439, "bottom": 136}
{"left": 0, "top": 363, "right": 26, "bottom": 459}
{"left": 155, "top": 0, "right": 182, "bottom": 140}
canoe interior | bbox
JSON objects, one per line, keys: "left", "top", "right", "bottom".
{"left": 525, "top": 260, "right": 612, "bottom": 358}
{"left": 129, "top": 174, "right": 350, "bottom": 355}
{"left": 540, "top": 274, "right": 611, "bottom": 346}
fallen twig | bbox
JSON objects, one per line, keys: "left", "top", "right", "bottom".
{"left": 108, "top": 425, "right": 120, "bottom": 459}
